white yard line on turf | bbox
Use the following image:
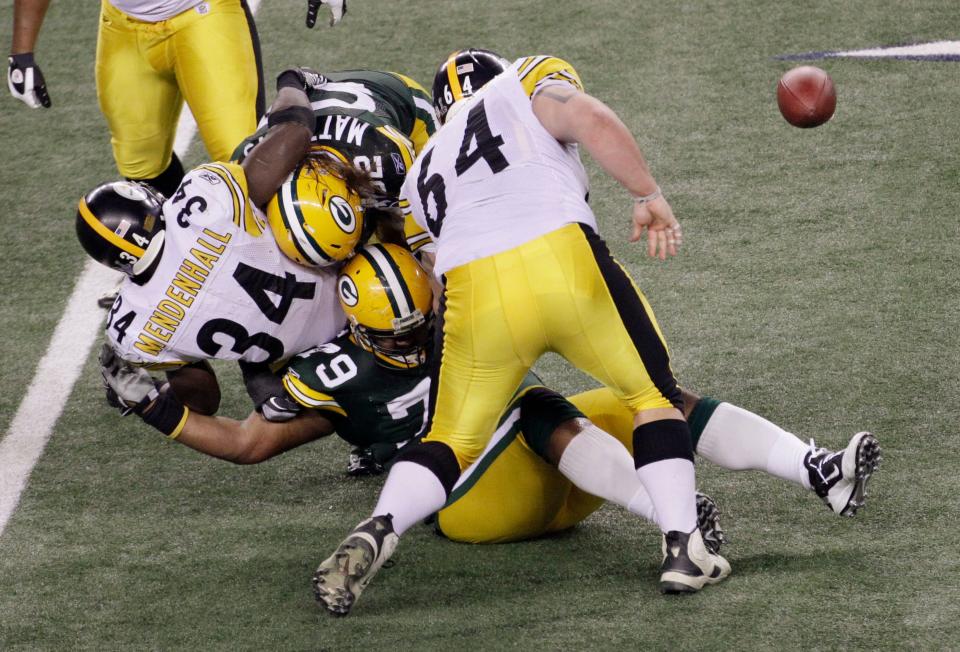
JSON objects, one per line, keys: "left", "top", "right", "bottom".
{"left": 0, "top": 0, "right": 264, "bottom": 536}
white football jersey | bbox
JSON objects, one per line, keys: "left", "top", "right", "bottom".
{"left": 109, "top": 0, "right": 204, "bottom": 21}
{"left": 105, "top": 163, "right": 345, "bottom": 369}
{"left": 400, "top": 56, "right": 596, "bottom": 276}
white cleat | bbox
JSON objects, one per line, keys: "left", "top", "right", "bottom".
{"left": 312, "top": 514, "right": 398, "bottom": 616}
{"left": 804, "top": 432, "right": 882, "bottom": 517}
{"left": 659, "top": 527, "right": 731, "bottom": 594}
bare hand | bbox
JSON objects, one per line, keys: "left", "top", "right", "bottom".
{"left": 629, "top": 195, "right": 682, "bottom": 260}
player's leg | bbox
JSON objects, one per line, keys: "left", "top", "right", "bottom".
{"left": 685, "top": 388, "right": 881, "bottom": 516}
{"left": 314, "top": 256, "right": 535, "bottom": 615}
{"left": 541, "top": 223, "right": 727, "bottom": 592}
{"left": 96, "top": 0, "right": 184, "bottom": 194}
{"left": 170, "top": 0, "right": 263, "bottom": 163}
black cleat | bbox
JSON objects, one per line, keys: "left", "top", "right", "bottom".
{"left": 804, "top": 432, "right": 882, "bottom": 517}
{"left": 659, "top": 528, "right": 731, "bottom": 594}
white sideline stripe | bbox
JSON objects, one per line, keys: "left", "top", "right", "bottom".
{"left": 837, "top": 40, "right": 960, "bottom": 58}
{"left": 0, "top": 0, "right": 262, "bottom": 538}
{"left": 0, "top": 262, "right": 123, "bottom": 535}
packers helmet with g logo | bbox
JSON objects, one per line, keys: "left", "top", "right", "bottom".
{"left": 76, "top": 181, "right": 166, "bottom": 277}
{"left": 338, "top": 243, "right": 433, "bottom": 369}
{"left": 266, "top": 160, "right": 365, "bottom": 268}
{"left": 432, "top": 48, "right": 509, "bottom": 124}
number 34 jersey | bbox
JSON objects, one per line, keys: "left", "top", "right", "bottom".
{"left": 400, "top": 56, "right": 595, "bottom": 277}
{"left": 105, "top": 162, "right": 345, "bottom": 369}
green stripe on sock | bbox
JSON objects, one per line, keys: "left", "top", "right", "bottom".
{"left": 688, "top": 396, "right": 723, "bottom": 451}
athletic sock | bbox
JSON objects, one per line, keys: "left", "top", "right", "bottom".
{"left": 693, "top": 400, "right": 812, "bottom": 489}
{"left": 634, "top": 457, "right": 698, "bottom": 533}
{"left": 372, "top": 461, "right": 448, "bottom": 535}
{"left": 557, "top": 424, "right": 657, "bottom": 522}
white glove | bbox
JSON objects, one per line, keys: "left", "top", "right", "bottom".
{"left": 306, "top": 0, "right": 347, "bottom": 28}
{"left": 98, "top": 343, "right": 158, "bottom": 415}
{"left": 7, "top": 53, "right": 51, "bottom": 108}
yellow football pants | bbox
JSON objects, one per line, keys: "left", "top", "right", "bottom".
{"left": 424, "top": 223, "right": 681, "bottom": 470}
{"left": 437, "top": 387, "right": 634, "bottom": 543}
{"left": 96, "top": 0, "right": 261, "bottom": 179}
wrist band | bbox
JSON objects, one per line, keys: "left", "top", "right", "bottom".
{"left": 139, "top": 392, "right": 190, "bottom": 439}
{"left": 267, "top": 105, "right": 316, "bottom": 133}
{"left": 632, "top": 186, "right": 662, "bottom": 205}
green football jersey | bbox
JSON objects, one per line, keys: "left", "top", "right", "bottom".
{"left": 282, "top": 332, "right": 556, "bottom": 458}
{"left": 233, "top": 70, "right": 437, "bottom": 205}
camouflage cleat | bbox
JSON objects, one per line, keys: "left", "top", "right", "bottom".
{"left": 312, "top": 514, "right": 399, "bottom": 616}
{"left": 659, "top": 527, "right": 731, "bottom": 594}
{"left": 804, "top": 432, "right": 882, "bottom": 517}
{"left": 695, "top": 492, "right": 727, "bottom": 554}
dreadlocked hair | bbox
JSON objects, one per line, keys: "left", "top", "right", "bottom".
{"left": 302, "top": 151, "right": 381, "bottom": 203}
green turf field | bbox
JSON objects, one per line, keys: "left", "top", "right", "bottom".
{"left": 2, "top": 0, "right": 959, "bottom": 649}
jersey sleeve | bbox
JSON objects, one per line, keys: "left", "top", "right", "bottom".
{"left": 402, "top": 207, "right": 435, "bottom": 258}
{"left": 387, "top": 71, "right": 439, "bottom": 153}
{"left": 174, "top": 162, "right": 263, "bottom": 236}
{"left": 515, "top": 56, "right": 585, "bottom": 99}
{"left": 282, "top": 364, "right": 348, "bottom": 417}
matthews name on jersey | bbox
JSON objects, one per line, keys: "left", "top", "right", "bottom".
{"left": 235, "top": 70, "right": 438, "bottom": 207}
{"left": 399, "top": 56, "right": 590, "bottom": 276}
{"left": 105, "top": 163, "right": 344, "bottom": 369}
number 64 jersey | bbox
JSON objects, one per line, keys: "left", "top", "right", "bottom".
{"left": 400, "top": 56, "right": 595, "bottom": 277}
{"left": 105, "top": 162, "right": 345, "bottom": 370}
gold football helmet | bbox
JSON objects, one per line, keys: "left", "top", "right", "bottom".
{"left": 266, "top": 157, "right": 364, "bottom": 267}
{"left": 337, "top": 243, "right": 433, "bottom": 369}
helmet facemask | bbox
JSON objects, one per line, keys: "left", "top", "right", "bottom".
{"left": 349, "top": 310, "right": 433, "bottom": 369}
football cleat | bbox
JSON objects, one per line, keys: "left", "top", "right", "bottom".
{"left": 312, "top": 514, "right": 398, "bottom": 616}
{"left": 804, "top": 432, "right": 881, "bottom": 517}
{"left": 695, "top": 492, "right": 726, "bottom": 555}
{"left": 659, "top": 528, "right": 731, "bottom": 594}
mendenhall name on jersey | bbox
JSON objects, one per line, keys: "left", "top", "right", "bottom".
{"left": 399, "top": 56, "right": 594, "bottom": 277}
{"left": 105, "top": 162, "right": 345, "bottom": 369}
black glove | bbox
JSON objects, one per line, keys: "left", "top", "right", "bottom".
{"left": 239, "top": 360, "right": 301, "bottom": 423}
{"left": 7, "top": 52, "right": 51, "bottom": 108}
{"left": 306, "top": 0, "right": 347, "bottom": 28}
{"left": 347, "top": 447, "right": 385, "bottom": 477}
{"left": 276, "top": 67, "right": 328, "bottom": 93}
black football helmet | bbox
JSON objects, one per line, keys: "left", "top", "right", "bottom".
{"left": 432, "top": 48, "right": 509, "bottom": 124}
{"left": 76, "top": 181, "right": 165, "bottom": 277}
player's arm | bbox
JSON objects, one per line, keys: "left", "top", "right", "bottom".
{"left": 242, "top": 69, "right": 325, "bottom": 208}
{"left": 174, "top": 409, "right": 334, "bottom": 464}
{"left": 531, "top": 86, "right": 680, "bottom": 259}
{"left": 100, "top": 344, "right": 334, "bottom": 464}
{"left": 8, "top": 0, "right": 51, "bottom": 108}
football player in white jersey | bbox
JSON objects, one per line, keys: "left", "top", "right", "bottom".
{"left": 78, "top": 68, "right": 375, "bottom": 418}
{"left": 313, "top": 49, "right": 725, "bottom": 612}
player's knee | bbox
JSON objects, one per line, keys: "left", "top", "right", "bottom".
{"left": 519, "top": 387, "right": 588, "bottom": 464}
{"left": 679, "top": 387, "right": 702, "bottom": 420}
{"left": 632, "top": 419, "right": 694, "bottom": 468}
{"left": 394, "top": 440, "right": 461, "bottom": 496}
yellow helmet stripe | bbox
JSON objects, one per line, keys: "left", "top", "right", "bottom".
{"left": 77, "top": 197, "right": 145, "bottom": 258}
{"left": 446, "top": 56, "right": 465, "bottom": 102}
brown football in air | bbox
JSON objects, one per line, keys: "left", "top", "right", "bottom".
{"left": 777, "top": 65, "right": 836, "bottom": 128}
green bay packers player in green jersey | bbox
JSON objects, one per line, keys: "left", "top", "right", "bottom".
{"left": 100, "top": 243, "right": 880, "bottom": 604}
{"left": 234, "top": 69, "right": 437, "bottom": 219}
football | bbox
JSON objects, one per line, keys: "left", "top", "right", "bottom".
{"left": 776, "top": 65, "right": 836, "bottom": 128}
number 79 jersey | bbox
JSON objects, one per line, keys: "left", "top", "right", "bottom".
{"left": 400, "top": 56, "right": 596, "bottom": 277}
{"left": 105, "top": 163, "right": 345, "bottom": 369}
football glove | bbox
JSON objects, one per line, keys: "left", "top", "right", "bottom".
{"left": 261, "top": 395, "right": 302, "bottom": 423}
{"left": 306, "top": 0, "right": 347, "bottom": 28}
{"left": 7, "top": 53, "right": 51, "bottom": 108}
{"left": 98, "top": 343, "right": 159, "bottom": 416}
{"left": 347, "top": 447, "right": 386, "bottom": 477}
{"left": 275, "top": 67, "right": 328, "bottom": 93}
{"left": 239, "top": 360, "right": 302, "bottom": 422}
